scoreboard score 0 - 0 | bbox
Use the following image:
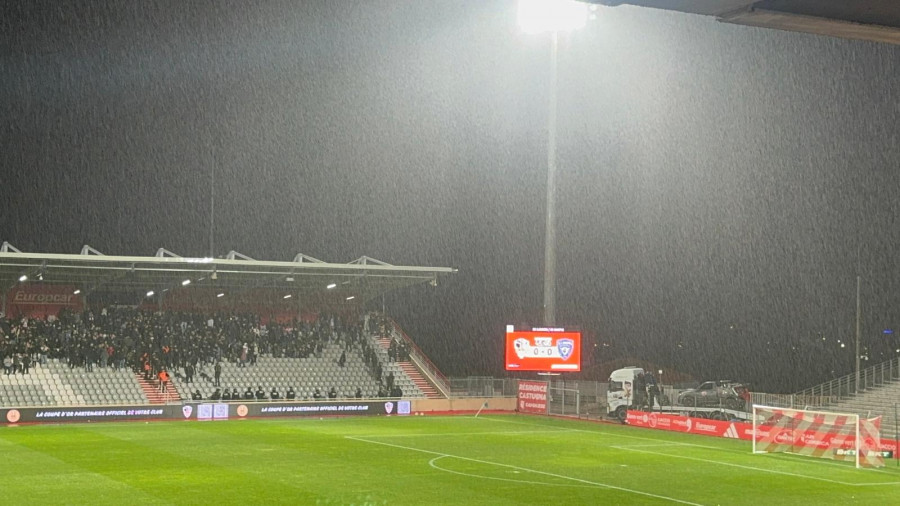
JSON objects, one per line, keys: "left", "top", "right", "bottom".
{"left": 504, "top": 325, "right": 581, "bottom": 372}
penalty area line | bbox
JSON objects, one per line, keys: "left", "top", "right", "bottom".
{"left": 346, "top": 436, "right": 704, "bottom": 505}
{"left": 611, "top": 446, "right": 900, "bottom": 487}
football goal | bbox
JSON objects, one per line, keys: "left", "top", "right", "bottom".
{"left": 752, "top": 405, "right": 884, "bottom": 468}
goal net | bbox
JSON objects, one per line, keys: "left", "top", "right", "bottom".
{"left": 752, "top": 405, "right": 884, "bottom": 468}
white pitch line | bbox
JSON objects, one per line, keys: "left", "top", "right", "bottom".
{"left": 428, "top": 456, "right": 600, "bottom": 488}
{"left": 346, "top": 435, "right": 704, "bottom": 505}
{"left": 612, "top": 443, "right": 686, "bottom": 448}
{"left": 611, "top": 445, "right": 900, "bottom": 487}
{"left": 765, "top": 451, "right": 900, "bottom": 476}
{"left": 350, "top": 429, "right": 577, "bottom": 438}
{"left": 479, "top": 416, "right": 900, "bottom": 482}
{"left": 478, "top": 416, "right": 731, "bottom": 449}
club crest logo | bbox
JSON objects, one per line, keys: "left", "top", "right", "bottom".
{"left": 6, "top": 409, "right": 21, "bottom": 423}
{"left": 513, "top": 338, "right": 530, "bottom": 359}
{"left": 182, "top": 406, "right": 193, "bottom": 419}
{"left": 384, "top": 402, "right": 394, "bottom": 414}
{"left": 557, "top": 339, "right": 574, "bottom": 360}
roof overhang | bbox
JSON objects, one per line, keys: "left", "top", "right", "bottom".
{"left": 592, "top": 0, "right": 900, "bottom": 46}
{"left": 0, "top": 245, "right": 456, "bottom": 306}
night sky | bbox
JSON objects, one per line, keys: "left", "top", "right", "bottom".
{"left": 3, "top": 1, "right": 899, "bottom": 393}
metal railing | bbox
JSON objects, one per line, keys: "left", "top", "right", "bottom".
{"left": 387, "top": 319, "right": 451, "bottom": 397}
{"left": 749, "top": 392, "right": 835, "bottom": 410}
{"left": 794, "top": 356, "right": 900, "bottom": 402}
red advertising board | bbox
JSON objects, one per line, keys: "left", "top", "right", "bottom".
{"left": 5, "top": 284, "right": 83, "bottom": 319}
{"left": 625, "top": 410, "right": 899, "bottom": 458}
{"left": 626, "top": 410, "right": 753, "bottom": 440}
{"left": 505, "top": 328, "right": 581, "bottom": 372}
{"left": 517, "top": 380, "right": 549, "bottom": 414}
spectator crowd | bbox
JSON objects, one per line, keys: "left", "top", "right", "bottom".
{"left": 1, "top": 307, "right": 410, "bottom": 400}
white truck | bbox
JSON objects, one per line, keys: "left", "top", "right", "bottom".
{"left": 606, "top": 367, "right": 750, "bottom": 422}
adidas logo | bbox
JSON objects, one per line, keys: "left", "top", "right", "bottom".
{"left": 724, "top": 423, "right": 739, "bottom": 439}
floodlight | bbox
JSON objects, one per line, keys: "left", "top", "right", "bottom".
{"left": 182, "top": 279, "right": 191, "bottom": 286}
{"left": 73, "top": 289, "right": 81, "bottom": 295}
{"left": 518, "top": 0, "right": 588, "bottom": 34}
{"left": 19, "top": 275, "right": 27, "bottom": 282}
{"left": 217, "top": 293, "right": 225, "bottom": 298}
{"left": 346, "top": 296, "right": 355, "bottom": 301}
{"left": 283, "top": 294, "right": 292, "bottom": 299}
{"left": 327, "top": 283, "right": 337, "bottom": 289}
{"left": 146, "top": 290, "right": 154, "bottom": 297}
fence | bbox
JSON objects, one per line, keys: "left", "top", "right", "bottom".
{"left": 548, "top": 387, "right": 582, "bottom": 417}
{"left": 448, "top": 377, "right": 520, "bottom": 397}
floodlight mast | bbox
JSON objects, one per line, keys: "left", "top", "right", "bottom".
{"left": 517, "top": 0, "right": 588, "bottom": 326}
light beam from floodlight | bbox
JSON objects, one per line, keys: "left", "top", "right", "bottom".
{"left": 517, "top": 0, "right": 588, "bottom": 34}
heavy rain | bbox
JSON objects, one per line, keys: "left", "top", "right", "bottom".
{"left": 3, "top": 0, "right": 900, "bottom": 396}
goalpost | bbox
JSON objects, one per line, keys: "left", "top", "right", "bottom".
{"left": 752, "top": 405, "right": 885, "bottom": 468}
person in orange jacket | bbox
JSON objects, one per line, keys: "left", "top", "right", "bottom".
{"left": 158, "top": 369, "right": 169, "bottom": 393}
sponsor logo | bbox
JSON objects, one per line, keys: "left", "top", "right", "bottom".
{"left": 182, "top": 406, "right": 193, "bottom": 419}
{"left": 6, "top": 409, "right": 21, "bottom": 423}
{"left": 198, "top": 404, "right": 213, "bottom": 420}
{"left": 800, "top": 433, "right": 828, "bottom": 448}
{"left": 649, "top": 412, "right": 658, "bottom": 428}
{"left": 236, "top": 405, "right": 248, "bottom": 417}
{"left": 685, "top": 418, "right": 692, "bottom": 432}
{"left": 213, "top": 403, "right": 229, "bottom": 419}
{"left": 12, "top": 292, "right": 76, "bottom": 305}
{"left": 724, "top": 424, "right": 740, "bottom": 439}
{"left": 384, "top": 402, "right": 394, "bottom": 414}
{"left": 774, "top": 430, "right": 794, "bottom": 444}
{"left": 695, "top": 422, "right": 718, "bottom": 433}
{"left": 557, "top": 339, "right": 574, "bottom": 360}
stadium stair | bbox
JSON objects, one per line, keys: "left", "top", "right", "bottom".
{"left": 135, "top": 374, "right": 181, "bottom": 404}
{"left": 397, "top": 362, "right": 441, "bottom": 399}
{"left": 376, "top": 337, "right": 442, "bottom": 399}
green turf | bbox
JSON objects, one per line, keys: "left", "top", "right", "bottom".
{"left": 1, "top": 414, "right": 898, "bottom": 504}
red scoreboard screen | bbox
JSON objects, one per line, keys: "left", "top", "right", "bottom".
{"left": 504, "top": 325, "right": 581, "bottom": 372}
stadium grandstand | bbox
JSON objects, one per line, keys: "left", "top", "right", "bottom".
{"left": 0, "top": 242, "right": 455, "bottom": 408}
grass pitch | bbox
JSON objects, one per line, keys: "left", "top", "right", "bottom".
{"left": 1, "top": 414, "right": 899, "bottom": 505}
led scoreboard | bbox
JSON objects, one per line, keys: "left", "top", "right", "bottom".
{"left": 504, "top": 325, "right": 581, "bottom": 372}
